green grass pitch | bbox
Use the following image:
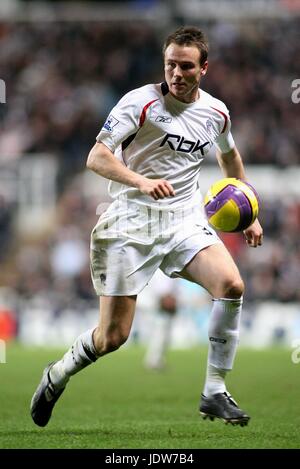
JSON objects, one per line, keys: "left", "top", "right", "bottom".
{"left": 0, "top": 343, "right": 299, "bottom": 449}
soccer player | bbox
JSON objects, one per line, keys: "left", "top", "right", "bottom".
{"left": 31, "top": 26, "right": 263, "bottom": 427}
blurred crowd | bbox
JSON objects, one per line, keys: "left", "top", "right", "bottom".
{"left": 0, "top": 19, "right": 299, "bottom": 172}
{"left": 0, "top": 18, "right": 299, "bottom": 333}
{"left": 0, "top": 22, "right": 161, "bottom": 186}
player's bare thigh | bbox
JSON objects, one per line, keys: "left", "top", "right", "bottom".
{"left": 93, "top": 295, "right": 137, "bottom": 355}
{"left": 180, "top": 243, "right": 244, "bottom": 299}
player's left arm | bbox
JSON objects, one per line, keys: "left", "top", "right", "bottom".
{"left": 217, "top": 146, "right": 263, "bottom": 248}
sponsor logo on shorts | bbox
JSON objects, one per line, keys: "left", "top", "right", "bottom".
{"left": 100, "top": 273, "right": 107, "bottom": 285}
{"left": 202, "top": 227, "right": 213, "bottom": 235}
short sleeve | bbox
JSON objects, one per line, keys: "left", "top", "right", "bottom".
{"left": 214, "top": 108, "right": 235, "bottom": 153}
{"left": 215, "top": 130, "right": 235, "bottom": 153}
{"left": 96, "top": 90, "right": 142, "bottom": 152}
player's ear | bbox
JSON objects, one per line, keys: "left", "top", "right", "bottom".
{"left": 200, "top": 61, "right": 208, "bottom": 76}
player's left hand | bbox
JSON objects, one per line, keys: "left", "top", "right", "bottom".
{"left": 243, "top": 219, "right": 263, "bottom": 247}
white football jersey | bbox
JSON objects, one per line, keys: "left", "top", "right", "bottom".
{"left": 96, "top": 82, "right": 235, "bottom": 209}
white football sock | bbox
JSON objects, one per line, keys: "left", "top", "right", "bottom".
{"left": 203, "top": 297, "right": 242, "bottom": 397}
{"left": 50, "top": 328, "right": 98, "bottom": 389}
{"left": 203, "top": 364, "right": 227, "bottom": 396}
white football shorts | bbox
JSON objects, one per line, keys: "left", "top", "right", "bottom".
{"left": 90, "top": 199, "right": 221, "bottom": 296}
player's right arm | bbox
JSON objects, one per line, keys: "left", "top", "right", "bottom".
{"left": 87, "top": 87, "right": 174, "bottom": 201}
{"left": 86, "top": 142, "right": 175, "bottom": 201}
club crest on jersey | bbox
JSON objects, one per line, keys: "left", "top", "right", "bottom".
{"left": 103, "top": 115, "right": 119, "bottom": 132}
{"left": 206, "top": 118, "right": 213, "bottom": 135}
{"left": 160, "top": 133, "right": 210, "bottom": 156}
{"left": 155, "top": 115, "right": 172, "bottom": 123}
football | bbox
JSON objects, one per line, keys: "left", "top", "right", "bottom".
{"left": 204, "top": 178, "right": 259, "bottom": 232}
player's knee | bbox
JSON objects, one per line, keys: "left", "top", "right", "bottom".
{"left": 222, "top": 278, "right": 244, "bottom": 299}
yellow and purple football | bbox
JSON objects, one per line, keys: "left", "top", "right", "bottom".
{"left": 204, "top": 178, "right": 259, "bottom": 232}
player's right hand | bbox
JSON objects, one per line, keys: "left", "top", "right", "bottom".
{"left": 137, "top": 177, "right": 175, "bottom": 200}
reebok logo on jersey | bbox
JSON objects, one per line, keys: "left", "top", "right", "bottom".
{"left": 160, "top": 133, "right": 210, "bottom": 155}
{"left": 155, "top": 115, "right": 172, "bottom": 123}
{"left": 103, "top": 115, "right": 119, "bottom": 132}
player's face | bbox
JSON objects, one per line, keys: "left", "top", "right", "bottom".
{"left": 164, "top": 44, "right": 208, "bottom": 103}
